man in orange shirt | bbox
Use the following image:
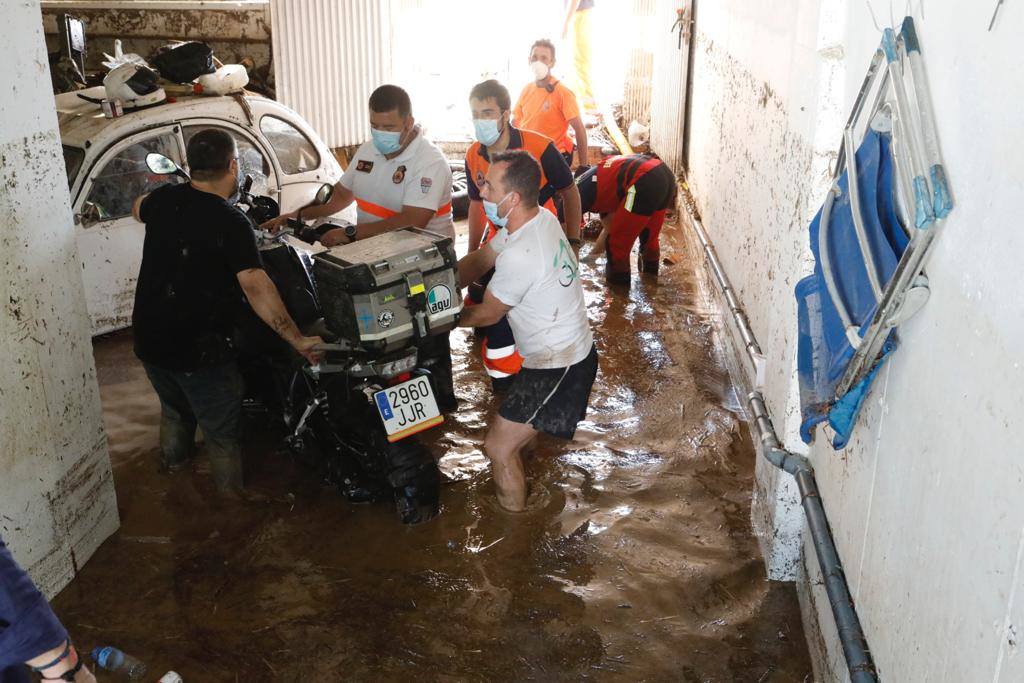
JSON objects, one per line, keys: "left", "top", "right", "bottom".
{"left": 513, "top": 39, "right": 589, "bottom": 170}
{"left": 465, "top": 79, "right": 582, "bottom": 391}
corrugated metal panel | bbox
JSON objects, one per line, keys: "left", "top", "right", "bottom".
{"left": 649, "top": 0, "right": 691, "bottom": 172}
{"left": 270, "top": 0, "right": 391, "bottom": 148}
{"left": 622, "top": 48, "right": 654, "bottom": 125}
{"left": 621, "top": 0, "right": 656, "bottom": 125}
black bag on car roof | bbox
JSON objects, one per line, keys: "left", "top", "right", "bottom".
{"left": 151, "top": 41, "right": 215, "bottom": 84}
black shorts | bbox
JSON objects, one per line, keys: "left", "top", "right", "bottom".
{"left": 498, "top": 344, "right": 598, "bottom": 440}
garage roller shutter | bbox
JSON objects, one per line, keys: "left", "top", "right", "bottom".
{"left": 271, "top": 0, "right": 393, "bottom": 149}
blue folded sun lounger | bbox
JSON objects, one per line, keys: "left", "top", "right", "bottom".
{"left": 794, "top": 18, "right": 952, "bottom": 449}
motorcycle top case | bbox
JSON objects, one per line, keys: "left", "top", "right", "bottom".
{"left": 312, "top": 229, "right": 461, "bottom": 352}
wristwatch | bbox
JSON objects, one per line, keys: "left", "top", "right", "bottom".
{"left": 344, "top": 224, "right": 358, "bottom": 240}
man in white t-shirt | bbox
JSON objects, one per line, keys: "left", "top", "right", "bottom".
{"left": 457, "top": 150, "right": 598, "bottom": 512}
{"left": 261, "top": 84, "right": 457, "bottom": 414}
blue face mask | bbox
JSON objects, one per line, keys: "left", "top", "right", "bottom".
{"left": 371, "top": 128, "right": 403, "bottom": 155}
{"left": 473, "top": 117, "right": 503, "bottom": 146}
{"left": 483, "top": 192, "right": 513, "bottom": 228}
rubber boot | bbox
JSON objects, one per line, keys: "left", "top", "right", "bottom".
{"left": 605, "top": 256, "right": 632, "bottom": 285}
{"left": 206, "top": 437, "right": 244, "bottom": 493}
{"left": 638, "top": 252, "right": 660, "bottom": 275}
{"left": 638, "top": 229, "right": 660, "bottom": 276}
{"left": 159, "top": 412, "right": 197, "bottom": 473}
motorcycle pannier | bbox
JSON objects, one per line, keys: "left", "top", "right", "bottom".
{"left": 313, "top": 229, "right": 461, "bottom": 352}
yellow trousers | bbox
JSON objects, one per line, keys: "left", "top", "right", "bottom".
{"left": 571, "top": 8, "right": 597, "bottom": 113}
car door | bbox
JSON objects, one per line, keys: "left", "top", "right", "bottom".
{"left": 256, "top": 110, "right": 345, "bottom": 215}
{"left": 74, "top": 126, "right": 185, "bottom": 335}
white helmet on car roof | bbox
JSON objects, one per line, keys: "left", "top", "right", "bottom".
{"left": 103, "top": 63, "right": 166, "bottom": 109}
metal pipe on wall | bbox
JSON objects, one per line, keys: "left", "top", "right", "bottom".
{"left": 679, "top": 187, "right": 879, "bottom": 683}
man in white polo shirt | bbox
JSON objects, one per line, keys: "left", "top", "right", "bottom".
{"left": 265, "top": 84, "right": 454, "bottom": 242}
{"left": 263, "top": 84, "right": 457, "bottom": 410}
{"left": 457, "top": 150, "right": 598, "bottom": 512}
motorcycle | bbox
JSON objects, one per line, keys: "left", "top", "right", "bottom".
{"left": 145, "top": 153, "right": 448, "bottom": 524}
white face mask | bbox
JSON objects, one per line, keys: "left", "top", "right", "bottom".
{"left": 483, "top": 192, "right": 513, "bottom": 228}
{"left": 530, "top": 61, "right": 550, "bottom": 81}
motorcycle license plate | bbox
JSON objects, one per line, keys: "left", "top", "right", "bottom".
{"left": 373, "top": 376, "right": 443, "bottom": 442}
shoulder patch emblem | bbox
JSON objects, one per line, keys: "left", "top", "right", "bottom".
{"left": 392, "top": 165, "right": 407, "bottom": 184}
{"left": 356, "top": 159, "right": 374, "bottom": 173}
{"left": 420, "top": 177, "right": 433, "bottom": 194}
{"left": 475, "top": 170, "right": 485, "bottom": 187}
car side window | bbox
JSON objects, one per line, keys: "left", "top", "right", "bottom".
{"left": 82, "top": 133, "right": 183, "bottom": 227}
{"left": 182, "top": 125, "right": 272, "bottom": 197}
{"left": 260, "top": 115, "right": 320, "bottom": 175}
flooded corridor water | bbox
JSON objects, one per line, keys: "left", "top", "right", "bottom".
{"left": 52, "top": 220, "right": 812, "bottom": 681}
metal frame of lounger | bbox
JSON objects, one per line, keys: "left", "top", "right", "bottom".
{"left": 817, "top": 17, "right": 953, "bottom": 401}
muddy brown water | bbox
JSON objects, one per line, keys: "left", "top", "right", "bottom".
{"left": 52, "top": 221, "right": 811, "bottom": 682}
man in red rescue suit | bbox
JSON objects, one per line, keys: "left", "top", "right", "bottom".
{"left": 576, "top": 154, "right": 676, "bottom": 284}
{"left": 464, "top": 79, "right": 582, "bottom": 390}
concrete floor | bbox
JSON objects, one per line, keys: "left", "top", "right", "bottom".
{"left": 50, "top": 221, "right": 812, "bottom": 681}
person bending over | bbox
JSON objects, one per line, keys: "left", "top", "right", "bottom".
{"left": 576, "top": 154, "right": 676, "bottom": 283}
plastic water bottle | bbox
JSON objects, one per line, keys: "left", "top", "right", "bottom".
{"left": 91, "top": 646, "right": 148, "bottom": 680}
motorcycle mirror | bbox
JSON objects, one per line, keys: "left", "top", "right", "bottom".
{"left": 242, "top": 174, "right": 254, "bottom": 194}
{"left": 146, "top": 153, "right": 179, "bottom": 175}
{"left": 314, "top": 183, "right": 334, "bottom": 206}
{"left": 145, "top": 152, "right": 190, "bottom": 180}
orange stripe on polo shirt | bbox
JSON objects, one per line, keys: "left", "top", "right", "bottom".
{"left": 359, "top": 198, "right": 452, "bottom": 218}
{"left": 356, "top": 197, "right": 399, "bottom": 219}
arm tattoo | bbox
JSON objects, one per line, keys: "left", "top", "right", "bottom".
{"left": 271, "top": 315, "right": 292, "bottom": 335}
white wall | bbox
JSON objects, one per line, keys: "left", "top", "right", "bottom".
{"left": 666, "top": 0, "right": 1024, "bottom": 680}
{"left": 0, "top": 0, "right": 119, "bottom": 596}
{"left": 684, "top": 0, "right": 843, "bottom": 583}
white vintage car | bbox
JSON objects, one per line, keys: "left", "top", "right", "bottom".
{"left": 57, "top": 86, "right": 354, "bottom": 335}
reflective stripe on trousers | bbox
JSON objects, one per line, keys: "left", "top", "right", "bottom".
{"left": 481, "top": 338, "right": 523, "bottom": 378}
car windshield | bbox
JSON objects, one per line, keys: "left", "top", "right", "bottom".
{"left": 62, "top": 145, "right": 85, "bottom": 187}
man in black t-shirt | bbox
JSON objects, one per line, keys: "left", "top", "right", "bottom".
{"left": 131, "top": 129, "right": 322, "bottom": 494}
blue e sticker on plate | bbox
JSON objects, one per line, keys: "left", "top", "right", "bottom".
{"left": 375, "top": 391, "right": 394, "bottom": 420}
